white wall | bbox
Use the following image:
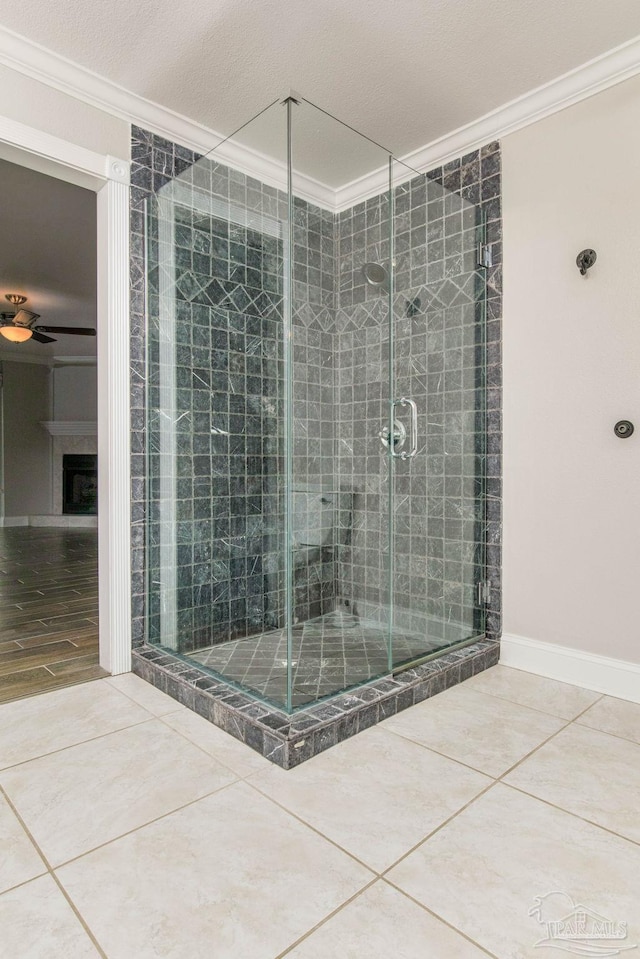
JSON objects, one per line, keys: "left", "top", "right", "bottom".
{"left": 53, "top": 366, "right": 97, "bottom": 421}
{"left": 2, "top": 361, "right": 51, "bottom": 517}
{"left": 502, "top": 74, "right": 640, "bottom": 666}
{"left": 0, "top": 64, "right": 129, "bottom": 158}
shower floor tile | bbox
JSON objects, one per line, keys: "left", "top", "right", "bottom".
{"left": 187, "top": 611, "right": 472, "bottom": 707}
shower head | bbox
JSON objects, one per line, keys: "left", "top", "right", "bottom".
{"left": 361, "top": 262, "right": 389, "bottom": 289}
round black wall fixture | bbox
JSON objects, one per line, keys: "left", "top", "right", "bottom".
{"left": 576, "top": 249, "right": 597, "bottom": 275}
{"left": 614, "top": 420, "right": 634, "bottom": 438}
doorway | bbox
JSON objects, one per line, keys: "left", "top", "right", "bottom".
{"left": 0, "top": 114, "right": 131, "bottom": 691}
{"left": 0, "top": 158, "right": 102, "bottom": 702}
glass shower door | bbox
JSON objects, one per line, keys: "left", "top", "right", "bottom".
{"left": 287, "top": 98, "right": 396, "bottom": 705}
{"left": 388, "top": 163, "right": 487, "bottom": 669}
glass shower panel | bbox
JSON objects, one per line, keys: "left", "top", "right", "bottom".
{"left": 389, "top": 160, "right": 487, "bottom": 667}
{"left": 144, "top": 94, "right": 489, "bottom": 716}
{"left": 146, "top": 101, "right": 293, "bottom": 706}
{"left": 288, "top": 99, "right": 394, "bottom": 706}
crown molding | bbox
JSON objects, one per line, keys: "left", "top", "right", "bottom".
{"left": 0, "top": 350, "right": 55, "bottom": 366}
{"left": 2, "top": 23, "right": 640, "bottom": 212}
{"left": 40, "top": 420, "right": 97, "bottom": 435}
{"left": 335, "top": 32, "right": 640, "bottom": 210}
{"left": 53, "top": 355, "right": 97, "bottom": 366}
{"left": 0, "top": 351, "right": 96, "bottom": 367}
{"left": 0, "top": 25, "right": 333, "bottom": 209}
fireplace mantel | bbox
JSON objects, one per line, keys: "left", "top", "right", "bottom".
{"left": 41, "top": 421, "right": 98, "bottom": 436}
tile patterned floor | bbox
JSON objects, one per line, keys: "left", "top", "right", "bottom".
{"left": 0, "top": 528, "right": 103, "bottom": 703}
{"left": 0, "top": 665, "right": 639, "bottom": 958}
{"left": 188, "top": 610, "right": 474, "bottom": 707}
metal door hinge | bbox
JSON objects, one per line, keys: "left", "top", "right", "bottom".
{"left": 477, "top": 243, "right": 493, "bottom": 269}
{"left": 477, "top": 580, "right": 491, "bottom": 605}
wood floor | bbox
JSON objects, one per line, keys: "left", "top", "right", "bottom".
{"left": 0, "top": 527, "right": 104, "bottom": 704}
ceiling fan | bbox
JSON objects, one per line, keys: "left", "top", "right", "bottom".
{"left": 0, "top": 294, "right": 96, "bottom": 344}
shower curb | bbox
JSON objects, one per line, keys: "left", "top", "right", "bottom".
{"left": 132, "top": 638, "right": 500, "bottom": 768}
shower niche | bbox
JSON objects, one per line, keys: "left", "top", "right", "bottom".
{"left": 141, "top": 95, "right": 495, "bottom": 751}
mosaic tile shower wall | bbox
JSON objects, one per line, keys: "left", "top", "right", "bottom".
{"left": 130, "top": 127, "right": 502, "bottom": 660}
{"left": 148, "top": 212, "right": 287, "bottom": 649}
{"left": 333, "top": 151, "right": 502, "bottom": 643}
{"left": 133, "top": 129, "right": 345, "bottom": 651}
{"left": 290, "top": 201, "right": 342, "bottom": 625}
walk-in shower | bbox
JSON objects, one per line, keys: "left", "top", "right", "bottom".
{"left": 143, "top": 95, "right": 489, "bottom": 716}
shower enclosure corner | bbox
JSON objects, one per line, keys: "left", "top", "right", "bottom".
{"left": 144, "top": 96, "right": 488, "bottom": 713}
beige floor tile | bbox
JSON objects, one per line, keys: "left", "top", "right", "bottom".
{"left": 1, "top": 719, "right": 237, "bottom": 866}
{"left": 0, "top": 681, "right": 150, "bottom": 769}
{"left": 0, "top": 793, "right": 46, "bottom": 894}
{"left": 463, "top": 664, "right": 600, "bottom": 719}
{"left": 0, "top": 875, "right": 100, "bottom": 958}
{"left": 162, "top": 705, "right": 271, "bottom": 777}
{"left": 388, "top": 783, "right": 640, "bottom": 959}
{"left": 105, "top": 672, "right": 185, "bottom": 716}
{"left": 504, "top": 722, "right": 640, "bottom": 844}
{"left": 249, "top": 726, "right": 490, "bottom": 872}
{"left": 56, "top": 782, "right": 371, "bottom": 959}
{"left": 576, "top": 694, "right": 640, "bottom": 744}
{"left": 288, "top": 880, "right": 490, "bottom": 958}
{"left": 382, "top": 684, "right": 565, "bottom": 777}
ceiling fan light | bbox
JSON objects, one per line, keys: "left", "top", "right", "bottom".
{"left": 12, "top": 308, "right": 39, "bottom": 326}
{"left": 0, "top": 325, "right": 33, "bottom": 343}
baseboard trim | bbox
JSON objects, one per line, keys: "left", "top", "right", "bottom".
{"left": 0, "top": 516, "right": 28, "bottom": 527}
{"left": 0, "top": 515, "right": 98, "bottom": 528}
{"left": 500, "top": 633, "right": 640, "bottom": 704}
{"left": 29, "top": 515, "right": 98, "bottom": 528}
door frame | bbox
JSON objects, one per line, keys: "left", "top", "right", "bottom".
{"left": 0, "top": 114, "right": 132, "bottom": 674}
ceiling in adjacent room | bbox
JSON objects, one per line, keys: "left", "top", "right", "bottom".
{"left": 0, "top": 159, "right": 96, "bottom": 358}
{"left": 0, "top": 0, "right": 639, "bottom": 189}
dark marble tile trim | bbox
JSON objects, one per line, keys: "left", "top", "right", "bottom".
{"left": 132, "top": 638, "right": 499, "bottom": 768}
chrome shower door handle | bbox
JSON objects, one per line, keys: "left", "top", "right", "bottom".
{"left": 401, "top": 397, "right": 418, "bottom": 459}
{"left": 390, "top": 397, "right": 418, "bottom": 459}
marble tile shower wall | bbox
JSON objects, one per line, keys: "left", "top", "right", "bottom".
{"left": 336, "top": 179, "right": 474, "bottom": 634}
{"left": 334, "top": 145, "right": 502, "bottom": 639}
{"left": 290, "top": 201, "right": 341, "bottom": 625}
{"left": 130, "top": 127, "right": 502, "bottom": 654}
{"left": 131, "top": 127, "right": 341, "bottom": 651}
{"left": 148, "top": 214, "right": 287, "bottom": 650}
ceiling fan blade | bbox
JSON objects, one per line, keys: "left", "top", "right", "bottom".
{"left": 34, "top": 326, "right": 96, "bottom": 336}
{"left": 31, "top": 331, "right": 57, "bottom": 344}
{"left": 12, "top": 308, "right": 40, "bottom": 326}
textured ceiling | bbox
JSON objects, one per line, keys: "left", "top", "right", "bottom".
{"left": 0, "top": 159, "right": 96, "bottom": 358}
{"left": 1, "top": 0, "right": 640, "bottom": 186}
{"left": 0, "top": 3, "right": 638, "bottom": 335}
